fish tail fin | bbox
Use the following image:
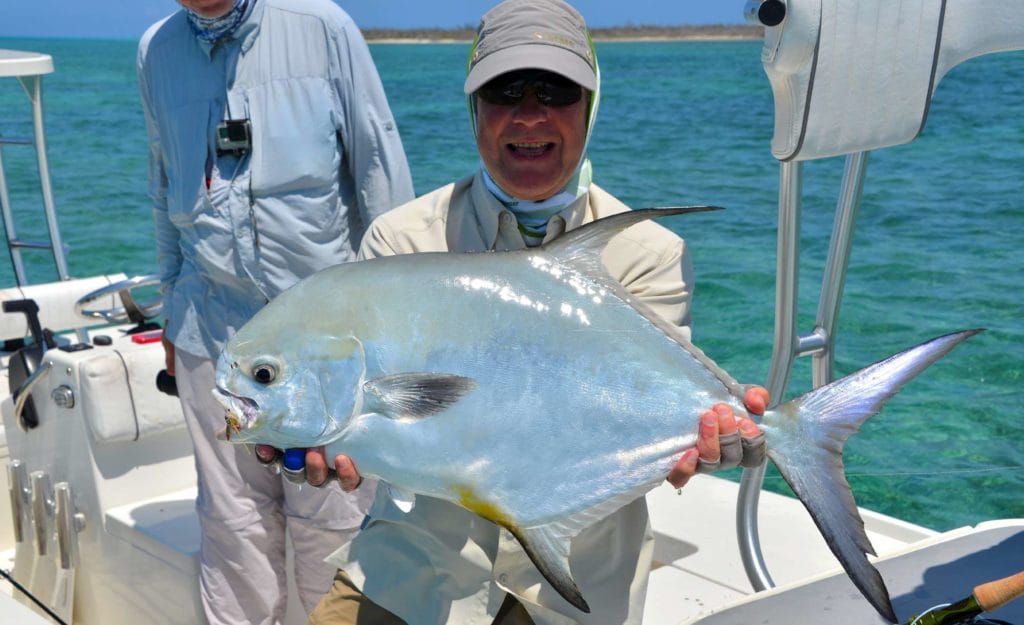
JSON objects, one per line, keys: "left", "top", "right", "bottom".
{"left": 762, "top": 329, "right": 981, "bottom": 623}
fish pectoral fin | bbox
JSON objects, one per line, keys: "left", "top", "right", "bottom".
{"left": 513, "top": 523, "right": 590, "bottom": 614}
{"left": 386, "top": 483, "right": 416, "bottom": 513}
{"left": 363, "top": 373, "right": 477, "bottom": 420}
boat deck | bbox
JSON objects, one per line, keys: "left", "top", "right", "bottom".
{"left": 644, "top": 476, "right": 936, "bottom": 624}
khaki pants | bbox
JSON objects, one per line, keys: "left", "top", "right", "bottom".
{"left": 308, "top": 570, "right": 535, "bottom": 625}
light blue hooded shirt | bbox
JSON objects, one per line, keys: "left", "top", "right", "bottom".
{"left": 138, "top": 0, "right": 414, "bottom": 359}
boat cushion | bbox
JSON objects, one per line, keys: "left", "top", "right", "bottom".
{"left": 78, "top": 341, "right": 184, "bottom": 443}
{"left": 763, "top": 0, "right": 944, "bottom": 161}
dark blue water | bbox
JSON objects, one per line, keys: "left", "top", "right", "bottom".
{"left": 0, "top": 37, "right": 1021, "bottom": 531}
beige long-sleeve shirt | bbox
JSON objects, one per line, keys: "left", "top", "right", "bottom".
{"left": 326, "top": 171, "right": 693, "bottom": 625}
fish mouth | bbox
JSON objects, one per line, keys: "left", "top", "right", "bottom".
{"left": 213, "top": 386, "right": 260, "bottom": 439}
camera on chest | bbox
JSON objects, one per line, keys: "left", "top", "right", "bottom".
{"left": 216, "top": 118, "right": 252, "bottom": 156}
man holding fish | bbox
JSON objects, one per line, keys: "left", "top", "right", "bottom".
{"left": 284, "top": 1, "right": 768, "bottom": 623}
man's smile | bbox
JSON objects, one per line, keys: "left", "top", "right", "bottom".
{"left": 507, "top": 141, "right": 555, "bottom": 158}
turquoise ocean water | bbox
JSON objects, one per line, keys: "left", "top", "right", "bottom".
{"left": 0, "top": 37, "right": 1021, "bottom": 532}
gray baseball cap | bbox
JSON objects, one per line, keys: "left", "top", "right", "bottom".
{"left": 464, "top": 0, "right": 597, "bottom": 94}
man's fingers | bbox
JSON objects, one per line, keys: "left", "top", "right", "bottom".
{"left": 667, "top": 448, "right": 699, "bottom": 488}
{"left": 714, "top": 403, "right": 738, "bottom": 435}
{"left": 695, "top": 408, "right": 720, "bottom": 472}
{"left": 162, "top": 335, "right": 176, "bottom": 376}
{"left": 671, "top": 400, "right": 768, "bottom": 489}
{"left": 254, "top": 444, "right": 279, "bottom": 464}
{"left": 305, "top": 447, "right": 329, "bottom": 486}
{"left": 739, "top": 419, "right": 767, "bottom": 468}
{"left": 718, "top": 431, "right": 743, "bottom": 469}
{"left": 743, "top": 386, "right": 769, "bottom": 416}
{"left": 696, "top": 407, "right": 724, "bottom": 473}
{"left": 334, "top": 454, "right": 362, "bottom": 492}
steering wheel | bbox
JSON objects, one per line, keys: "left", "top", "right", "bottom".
{"left": 75, "top": 274, "right": 163, "bottom": 325}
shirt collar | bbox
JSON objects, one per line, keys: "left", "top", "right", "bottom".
{"left": 234, "top": 0, "right": 263, "bottom": 53}
{"left": 192, "top": 0, "right": 264, "bottom": 58}
{"left": 470, "top": 170, "right": 591, "bottom": 251}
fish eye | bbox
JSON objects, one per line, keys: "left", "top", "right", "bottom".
{"left": 252, "top": 363, "right": 277, "bottom": 384}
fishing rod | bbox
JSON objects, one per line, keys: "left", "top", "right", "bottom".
{"left": 906, "top": 570, "right": 1024, "bottom": 625}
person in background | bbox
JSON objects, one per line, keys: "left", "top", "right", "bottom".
{"left": 292, "top": 1, "right": 768, "bottom": 624}
{"left": 137, "top": 0, "right": 414, "bottom": 622}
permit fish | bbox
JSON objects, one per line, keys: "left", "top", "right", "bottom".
{"left": 213, "top": 206, "right": 978, "bottom": 622}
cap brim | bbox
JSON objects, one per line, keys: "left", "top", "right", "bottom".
{"left": 464, "top": 44, "right": 596, "bottom": 94}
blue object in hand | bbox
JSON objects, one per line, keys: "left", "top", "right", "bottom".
{"left": 282, "top": 448, "right": 307, "bottom": 483}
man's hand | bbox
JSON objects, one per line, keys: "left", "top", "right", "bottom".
{"left": 161, "top": 330, "right": 176, "bottom": 376}
{"left": 305, "top": 447, "right": 363, "bottom": 491}
{"left": 667, "top": 387, "right": 769, "bottom": 489}
{"left": 254, "top": 445, "right": 363, "bottom": 492}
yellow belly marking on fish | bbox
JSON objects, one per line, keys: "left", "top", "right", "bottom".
{"left": 455, "top": 486, "right": 516, "bottom": 530}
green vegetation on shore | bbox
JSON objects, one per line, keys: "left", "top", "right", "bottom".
{"left": 362, "top": 24, "right": 762, "bottom": 42}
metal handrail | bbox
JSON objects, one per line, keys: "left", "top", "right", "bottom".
{"left": 737, "top": 151, "right": 870, "bottom": 591}
{"left": 0, "top": 58, "right": 70, "bottom": 287}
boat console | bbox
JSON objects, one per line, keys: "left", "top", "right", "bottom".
{"left": 1, "top": 276, "right": 202, "bottom": 624}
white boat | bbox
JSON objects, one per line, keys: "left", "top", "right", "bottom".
{"left": 0, "top": 48, "right": 307, "bottom": 625}
{"left": 1, "top": 1, "right": 1022, "bottom": 623}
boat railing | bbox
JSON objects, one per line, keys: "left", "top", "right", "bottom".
{"left": 738, "top": 152, "right": 868, "bottom": 589}
{"left": 739, "top": 0, "right": 1024, "bottom": 593}
{"left": 0, "top": 49, "right": 70, "bottom": 288}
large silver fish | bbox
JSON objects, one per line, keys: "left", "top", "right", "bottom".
{"left": 213, "top": 207, "right": 978, "bottom": 622}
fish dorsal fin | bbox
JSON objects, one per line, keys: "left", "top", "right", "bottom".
{"left": 363, "top": 373, "right": 476, "bottom": 420}
{"left": 540, "top": 205, "right": 747, "bottom": 398}
{"left": 386, "top": 483, "right": 417, "bottom": 513}
{"left": 541, "top": 206, "right": 721, "bottom": 274}
{"left": 513, "top": 523, "right": 590, "bottom": 614}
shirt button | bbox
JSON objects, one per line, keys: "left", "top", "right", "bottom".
{"left": 500, "top": 212, "right": 515, "bottom": 225}
{"left": 498, "top": 574, "right": 508, "bottom": 584}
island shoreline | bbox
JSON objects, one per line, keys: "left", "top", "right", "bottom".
{"left": 362, "top": 24, "right": 763, "bottom": 44}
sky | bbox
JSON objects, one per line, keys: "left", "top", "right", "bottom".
{"left": 0, "top": 1, "right": 749, "bottom": 40}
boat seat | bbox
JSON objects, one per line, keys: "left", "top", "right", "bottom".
{"left": 0, "top": 274, "right": 128, "bottom": 342}
{"left": 764, "top": 0, "right": 1024, "bottom": 161}
{"left": 76, "top": 337, "right": 184, "bottom": 443}
{"left": 104, "top": 487, "right": 201, "bottom": 576}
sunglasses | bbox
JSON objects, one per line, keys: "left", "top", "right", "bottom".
{"left": 476, "top": 70, "right": 584, "bottom": 108}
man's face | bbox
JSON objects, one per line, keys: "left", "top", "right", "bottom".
{"left": 475, "top": 71, "right": 588, "bottom": 202}
{"left": 179, "top": 0, "right": 235, "bottom": 17}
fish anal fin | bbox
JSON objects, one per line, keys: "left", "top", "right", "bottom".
{"left": 453, "top": 487, "right": 590, "bottom": 613}
{"left": 513, "top": 524, "right": 590, "bottom": 614}
{"left": 364, "top": 373, "right": 476, "bottom": 420}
